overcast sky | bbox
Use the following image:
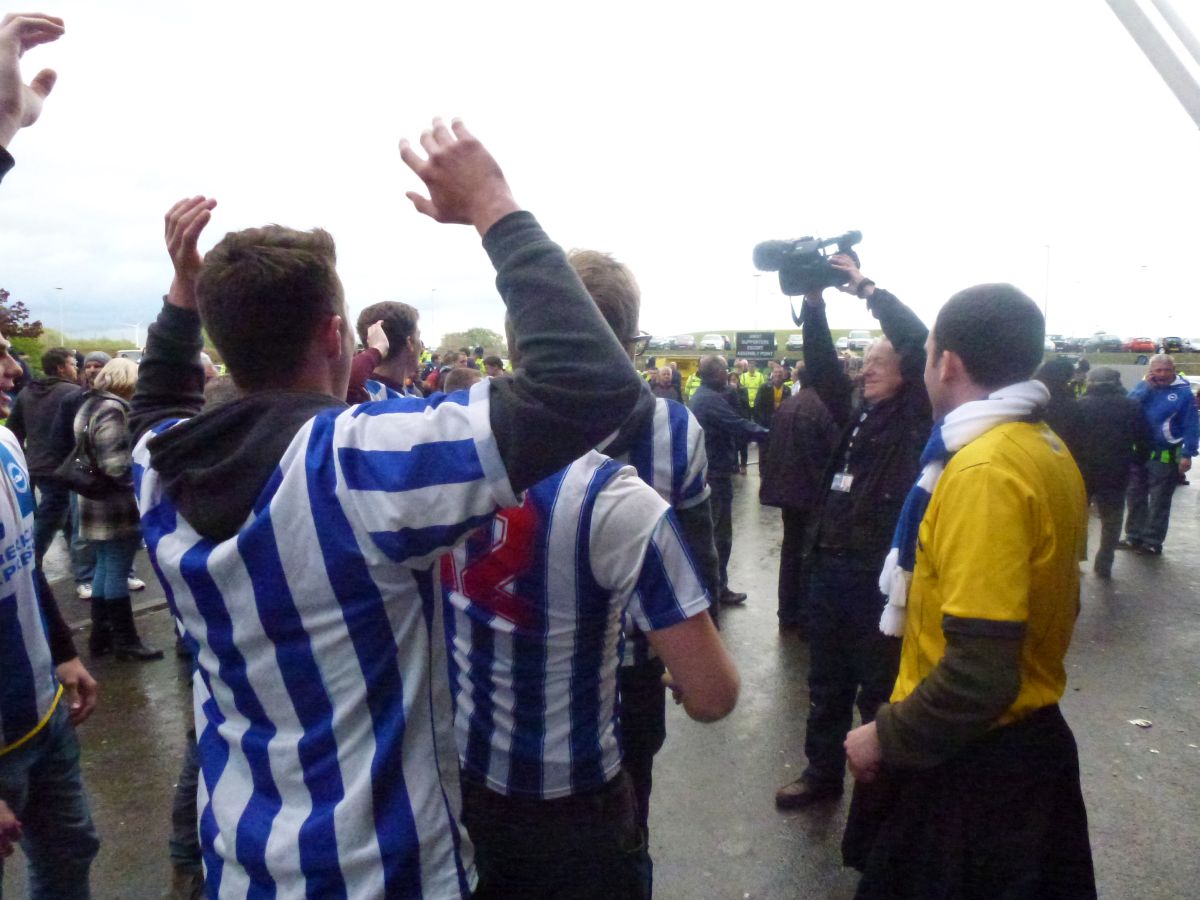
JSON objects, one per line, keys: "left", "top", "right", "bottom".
{"left": 2, "top": 0, "right": 1199, "bottom": 348}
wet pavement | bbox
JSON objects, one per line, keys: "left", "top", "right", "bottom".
{"left": 5, "top": 451, "right": 1200, "bottom": 898}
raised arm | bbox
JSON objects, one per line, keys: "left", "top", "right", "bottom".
{"left": 400, "top": 119, "right": 644, "bottom": 493}
{"left": 0, "top": 12, "right": 63, "bottom": 179}
{"left": 129, "top": 197, "right": 214, "bottom": 443}
{"left": 830, "top": 255, "right": 928, "bottom": 384}
{"left": 801, "top": 295, "right": 853, "bottom": 428}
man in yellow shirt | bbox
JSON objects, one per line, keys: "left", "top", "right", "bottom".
{"left": 843, "top": 284, "right": 1096, "bottom": 898}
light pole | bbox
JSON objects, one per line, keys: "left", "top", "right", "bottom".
{"left": 54, "top": 286, "right": 65, "bottom": 341}
{"left": 123, "top": 322, "right": 143, "bottom": 349}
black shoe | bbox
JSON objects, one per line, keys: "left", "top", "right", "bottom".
{"left": 110, "top": 596, "right": 164, "bottom": 661}
{"left": 1116, "top": 539, "right": 1141, "bottom": 551}
{"left": 1135, "top": 544, "right": 1163, "bottom": 556}
{"left": 719, "top": 588, "right": 748, "bottom": 606}
{"left": 775, "top": 777, "right": 843, "bottom": 810}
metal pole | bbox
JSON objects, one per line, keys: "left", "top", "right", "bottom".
{"left": 1105, "top": 0, "right": 1200, "bottom": 129}
{"left": 1149, "top": 0, "right": 1200, "bottom": 66}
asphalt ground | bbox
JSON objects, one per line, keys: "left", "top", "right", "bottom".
{"left": 5, "top": 449, "right": 1199, "bottom": 898}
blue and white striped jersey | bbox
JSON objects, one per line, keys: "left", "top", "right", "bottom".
{"left": 0, "top": 427, "right": 59, "bottom": 754}
{"left": 133, "top": 381, "right": 516, "bottom": 899}
{"left": 604, "top": 398, "right": 710, "bottom": 668}
{"left": 363, "top": 378, "right": 404, "bottom": 402}
{"left": 441, "top": 450, "right": 710, "bottom": 800}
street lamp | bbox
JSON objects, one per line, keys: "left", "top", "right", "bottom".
{"left": 54, "top": 286, "right": 65, "bottom": 341}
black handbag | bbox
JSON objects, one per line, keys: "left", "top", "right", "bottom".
{"left": 53, "top": 413, "right": 120, "bottom": 500}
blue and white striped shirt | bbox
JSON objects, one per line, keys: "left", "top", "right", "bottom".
{"left": 604, "top": 398, "right": 709, "bottom": 668}
{"left": 441, "top": 450, "right": 710, "bottom": 800}
{"left": 0, "top": 428, "right": 58, "bottom": 754}
{"left": 133, "top": 380, "right": 515, "bottom": 899}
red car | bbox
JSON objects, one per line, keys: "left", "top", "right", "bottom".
{"left": 1122, "top": 337, "right": 1155, "bottom": 353}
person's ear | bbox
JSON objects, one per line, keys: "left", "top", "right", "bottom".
{"left": 320, "top": 314, "right": 347, "bottom": 359}
{"left": 938, "top": 349, "right": 965, "bottom": 386}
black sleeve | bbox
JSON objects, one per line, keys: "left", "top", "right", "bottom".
{"left": 867, "top": 288, "right": 929, "bottom": 385}
{"left": 675, "top": 499, "right": 721, "bottom": 618}
{"left": 753, "top": 386, "right": 772, "bottom": 427}
{"left": 700, "top": 389, "right": 770, "bottom": 441}
{"left": 482, "top": 212, "right": 645, "bottom": 493}
{"left": 36, "top": 568, "right": 77, "bottom": 665}
{"left": 0, "top": 147, "right": 13, "bottom": 184}
{"left": 802, "top": 300, "right": 852, "bottom": 428}
{"left": 874, "top": 618, "right": 1024, "bottom": 769}
{"left": 7, "top": 390, "right": 26, "bottom": 446}
{"left": 129, "top": 301, "right": 206, "bottom": 445}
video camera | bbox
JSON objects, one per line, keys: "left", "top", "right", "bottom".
{"left": 752, "top": 231, "right": 863, "bottom": 296}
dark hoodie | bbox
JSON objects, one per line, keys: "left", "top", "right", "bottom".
{"left": 130, "top": 211, "right": 646, "bottom": 542}
{"left": 7, "top": 376, "right": 82, "bottom": 476}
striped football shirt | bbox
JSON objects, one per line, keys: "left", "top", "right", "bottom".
{"left": 0, "top": 427, "right": 59, "bottom": 754}
{"left": 441, "top": 450, "right": 711, "bottom": 799}
{"left": 133, "top": 380, "right": 516, "bottom": 899}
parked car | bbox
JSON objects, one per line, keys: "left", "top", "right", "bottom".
{"left": 699, "top": 333, "right": 729, "bottom": 351}
{"left": 785, "top": 333, "right": 803, "bottom": 351}
{"left": 847, "top": 329, "right": 874, "bottom": 351}
{"left": 835, "top": 336, "right": 850, "bottom": 351}
{"left": 1159, "top": 336, "right": 1185, "bottom": 353}
{"left": 1083, "top": 333, "right": 1122, "bottom": 353}
{"left": 116, "top": 348, "right": 144, "bottom": 363}
{"left": 1044, "top": 337, "right": 1056, "bottom": 352}
{"left": 672, "top": 334, "right": 697, "bottom": 350}
{"left": 1122, "top": 337, "right": 1156, "bottom": 353}
{"left": 647, "top": 335, "right": 672, "bottom": 350}
{"left": 1051, "top": 335, "right": 1084, "bottom": 353}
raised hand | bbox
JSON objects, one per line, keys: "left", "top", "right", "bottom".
{"left": 0, "top": 12, "right": 64, "bottom": 148}
{"left": 399, "top": 118, "right": 519, "bottom": 236}
{"left": 164, "top": 195, "right": 217, "bottom": 310}
{"left": 366, "top": 320, "right": 389, "bottom": 358}
{"left": 830, "top": 254, "right": 871, "bottom": 297}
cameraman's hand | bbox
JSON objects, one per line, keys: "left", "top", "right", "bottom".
{"left": 399, "top": 118, "right": 520, "bottom": 237}
{"left": 0, "top": 12, "right": 64, "bottom": 149}
{"left": 831, "top": 254, "right": 873, "bottom": 298}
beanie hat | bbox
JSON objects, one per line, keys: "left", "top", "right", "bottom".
{"left": 84, "top": 351, "right": 112, "bottom": 366}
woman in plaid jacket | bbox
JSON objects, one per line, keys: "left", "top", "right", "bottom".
{"left": 74, "top": 357, "right": 161, "bottom": 661}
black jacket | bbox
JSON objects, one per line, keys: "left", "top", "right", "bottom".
{"left": 130, "top": 211, "right": 646, "bottom": 541}
{"left": 689, "top": 382, "right": 767, "bottom": 478}
{"left": 7, "top": 376, "right": 82, "bottom": 476}
{"left": 753, "top": 383, "right": 792, "bottom": 429}
{"left": 759, "top": 386, "right": 838, "bottom": 510}
{"left": 1075, "top": 382, "right": 1152, "bottom": 494}
{"left": 803, "top": 289, "right": 931, "bottom": 570}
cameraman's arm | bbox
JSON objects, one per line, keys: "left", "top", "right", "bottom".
{"left": 801, "top": 295, "right": 852, "bottom": 428}
{"left": 868, "top": 289, "right": 928, "bottom": 385}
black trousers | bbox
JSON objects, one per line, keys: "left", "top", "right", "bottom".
{"left": 617, "top": 659, "right": 667, "bottom": 834}
{"left": 708, "top": 475, "right": 734, "bottom": 590}
{"left": 803, "top": 556, "right": 901, "bottom": 786}
{"left": 777, "top": 507, "right": 813, "bottom": 627}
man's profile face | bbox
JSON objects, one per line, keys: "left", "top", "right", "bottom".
{"left": 486, "top": 362, "right": 504, "bottom": 378}
{"left": 60, "top": 356, "right": 78, "bottom": 382}
{"left": 0, "top": 335, "right": 22, "bottom": 418}
{"left": 1149, "top": 359, "right": 1176, "bottom": 387}
{"left": 923, "top": 329, "right": 952, "bottom": 419}
{"left": 862, "top": 338, "right": 904, "bottom": 405}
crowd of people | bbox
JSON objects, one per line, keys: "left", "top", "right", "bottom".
{"left": 3, "top": 11, "right": 1189, "bottom": 900}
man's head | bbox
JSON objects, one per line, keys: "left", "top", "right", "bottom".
{"left": 41, "top": 346, "right": 76, "bottom": 382}
{"left": 82, "top": 350, "right": 111, "bottom": 388}
{"left": 567, "top": 249, "right": 641, "bottom": 358}
{"left": 482, "top": 355, "right": 504, "bottom": 378}
{"left": 1147, "top": 353, "right": 1176, "bottom": 388}
{"left": 770, "top": 366, "right": 787, "bottom": 388}
{"left": 861, "top": 339, "right": 904, "bottom": 405}
{"left": 699, "top": 355, "right": 728, "bottom": 389}
{"left": 356, "top": 300, "right": 421, "bottom": 377}
{"left": 925, "top": 283, "right": 1044, "bottom": 418}
{"left": 735, "top": 359, "right": 748, "bottom": 374}
{"left": 443, "top": 366, "right": 482, "bottom": 394}
{"left": 655, "top": 366, "right": 674, "bottom": 387}
{"left": 94, "top": 358, "right": 138, "bottom": 400}
{"left": 197, "top": 225, "right": 350, "bottom": 394}
{"left": 0, "top": 333, "right": 23, "bottom": 418}
{"left": 793, "top": 363, "right": 810, "bottom": 388}
{"left": 1087, "top": 366, "right": 1122, "bottom": 391}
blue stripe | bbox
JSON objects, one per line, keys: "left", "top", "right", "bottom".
{"left": 627, "top": 423, "right": 654, "bottom": 496}
{"left": 236, "top": 512, "right": 347, "bottom": 898}
{"left": 179, "top": 539, "right": 280, "bottom": 897}
{"left": 196, "top": 686, "right": 230, "bottom": 895}
{"left": 132, "top": 460, "right": 145, "bottom": 500}
{"left": 303, "top": 414, "right": 424, "bottom": 899}
{"left": 667, "top": 402, "right": 691, "bottom": 505}
{"left": 634, "top": 519, "right": 685, "bottom": 625}
{"left": 568, "top": 461, "right": 623, "bottom": 792}
{"left": 350, "top": 391, "right": 467, "bottom": 418}
{"left": 368, "top": 515, "right": 493, "bottom": 565}
{"left": 254, "top": 468, "right": 284, "bottom": 518}
{"left": 0, "top": 593, "right": 40, "bottom": 746}
{"left": 463, "top": 615, "right": 497, "bottom": 784}
{"left": 416, "top": 568, "right": 472, "bottom": 898}
{"left": 339, "top": 439, "right": 484, "bottom": 492}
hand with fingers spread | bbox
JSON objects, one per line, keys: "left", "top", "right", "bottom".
{"left": 399, "top": 117, "right": 519, "bottom": 236}
{"left": 0, "top": 12, "right": 64, "bottom": 149}
{"left": 164, "top": 195, "right": 217, "bottom": 310}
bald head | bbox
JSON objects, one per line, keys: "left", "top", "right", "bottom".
{"left": 699, "top": 355, "right": 728, "bottom": 388}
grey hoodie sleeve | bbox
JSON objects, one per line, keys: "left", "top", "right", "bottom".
{"left": 482, "top": 212, "right": 645, "bottom": 494}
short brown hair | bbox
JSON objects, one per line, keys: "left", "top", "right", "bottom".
{"left": 356, "top": 301, "right": 419, "bottom": 351}
{"left": 567, "top": 249, "right": 640, "bottom": 345}
{"left": 197, "top": 226, "right": 343, "bottom": 390}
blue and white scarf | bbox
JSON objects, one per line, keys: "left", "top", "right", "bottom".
{"left": 877, "top": 380, "right": 1050, "bottom": 637}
